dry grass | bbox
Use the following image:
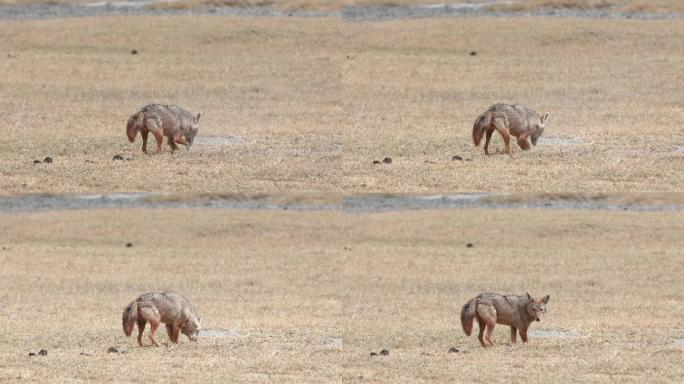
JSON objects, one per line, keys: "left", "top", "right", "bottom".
{"left": 0, "top": 207, "right": 682, "bottom": 382}
{"left": 340, "top": 17, "right": 684, "bottom": 192}
{"left": 0, "top": 16, "right": 343, "bottom": 193}
{"left": 1, "top": 16, "right": 683, "bottom": 194}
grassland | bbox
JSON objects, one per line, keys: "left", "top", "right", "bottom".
{"left": 1, "top": 15, "right": 682, "bottom": 193}
{"left": 0, "top": 207, "right": 682, "bottom": 382}
{"left": 0, "top": 15, "right": 682, "bottom": 193}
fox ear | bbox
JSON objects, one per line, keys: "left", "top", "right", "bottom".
{"left": 541, "top": 295, "right": 550, "bottom": 304}
{"left": 196, "top": 112, "right": 202, "bottom": 123}
{"left": 526, "top": 292, "right": 533, "bottom": 300}
{"left": 542, "top": 112, "right": 549, "bottom": 124}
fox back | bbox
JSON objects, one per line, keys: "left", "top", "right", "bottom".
{"left": 476, "top": 292, "right": 549, "bottom": 326}
{"left": 123, "top": 292, "right": 201, "bottom": 340}
{"left": 140, "top": 104, "right": 202, "bottom": 146}
{"left": 490, "top": 103, "right": 548, "bottom": 145}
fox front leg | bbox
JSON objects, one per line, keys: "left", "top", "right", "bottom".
{"left": 148, "top": 320, "right": 161, "bottom": 347}
{"left": 165, "top": 324, "right": 176, "bottom": 343}
{"left": 517, "top": 133, "right": 531, "bottom": 151}
{"left": 519, "top": 326, "right": 529, "bottom": 343}
{"left": 492, "top": 118, "right": 512, "bottom": 155}
{"left": 166, "top": 135, "right": 179, "bottom": 152}
{"left": 174, "top": 135, "right": 189, "bottom": 149}
{"left": 510, "top": 327, "right": 517, "bottom": 343}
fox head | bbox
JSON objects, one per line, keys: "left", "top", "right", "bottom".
{"left": 185, "top": 112, "right": 202, "bottom": 147}
{"left": 525, "top": 292, "right": 550, "bottom": 322}
{"left": 530, "top": 112, "right": 549, "bottom": 146}
{"left": 181, "top": 310, "right": 202, "bottom": 341}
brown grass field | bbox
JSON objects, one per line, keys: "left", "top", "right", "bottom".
{"left": 0, "top": 15, "right": 682, "bottom": 193}
{"left": 0, "top": 208, "right": 682, "bottom": 382}
{"left": 1, "top": 6, "right": 682, "bottom": 383}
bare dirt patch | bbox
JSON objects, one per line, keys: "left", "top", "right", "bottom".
{"left": 528, "top": 329, "right": 581, "bottom": 339}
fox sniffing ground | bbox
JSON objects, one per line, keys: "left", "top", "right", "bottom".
{"left": 122, "top": 292, "right": 201, "bottom": 347}
{"left": 472, "top": 103, "right": 549, "bottom": 155}
{"left": 126, "top": 104, "right": 201, "bottom": 154}
{"left": 461, "top": 292, "right": 550, "bottom": 347}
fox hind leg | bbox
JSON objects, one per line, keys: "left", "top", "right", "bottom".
{"left": 148, "top": 320, "right": 161, "bottom": 347}
{"left": 477, "top": 318, "right": 487, "bottom": 347}
{"left": 141, "top": 130, "right": 149, "bottom": 153}
{"left": 484, "top": 127, "right": 495, "bottom": 156}
{"left": 136, "top": 318, "right": 146, "bottom": 347}
{"left": 485, "top": 321, "right": 496, "bottom": 346}
{"left": 138, "top": 304, "right": 161, "bottom": 347}
{"left": 492, "top": 118, "right": 512, "bottom": 155}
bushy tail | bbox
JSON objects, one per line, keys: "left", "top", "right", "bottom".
{"left": 460, "top": 298, "right": 478, "bottom": 336}
{"left": 126, "top": 111, "right": 144, "bottom": 143}
{"left": 472, "top": 111, "right": 492, "bottom": 146}
{"left": 122, "top": 301, "right": 138, "bottom": 337}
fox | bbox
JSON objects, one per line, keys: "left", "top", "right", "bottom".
{"left": 122, "top": 292, "right": 201, "bottom": 347}
{"left": 461, "top": 292, "right": 550, "bottom": 347}
{"left": 126, "top": 104, "right": 201, "bottom": 154}
{"left": 472, "top": 103, "right": 549, "bottom": 155}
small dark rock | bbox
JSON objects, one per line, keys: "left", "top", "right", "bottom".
{"left": 33, "top": 160, "right": 42, "bottom": 164}
{"left": 379, "top": 349, "right": 389, "bottom": 356}
{"left": 466, "top": 243, "right": 474, "bottom": 248}
{"left": 84, "top": 159, "right": 95, "bottom": 163}
{"left": 107, "top": 347, "right": 118, "bottom": 354}
{"left": 126, "top": 158, "right": 134, "bottom": 161}
{"left": 37, "top": 349, "right": 47, "bottom": 356}
{"left": 452, "top": 155, "right": 464, "bottom": 161}
{"left": 344, "top": 246, "right": 352, "bottom": 251}
{"left": 131, "top": 49, "right": 138, "bottom": 55}
{"left": 125, "top": 243, "right": 132, "bottom": 248}
{"left": 372, "top": 160, "right": 381, "bottom": 164}
{"left": 28, "top": 352, "right": 36, "bottom": 356}
{"left": 470, "top": 51, "right": 477, "bottom": 56}
{"left": 382, "top": 157, "right": 392, "bottom": 164}
{"left": 370, "top": 352, "right": 378, "bottom": 356}
{"left": 449, "top": 347, "right": 460, "bottom": 353}
{"left": 113, "top": 154, "right": 124, "bottom": 161}
{"left": 43, "top": 157, "right": 53, "bottom": 163}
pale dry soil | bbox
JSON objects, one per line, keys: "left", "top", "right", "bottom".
{"left": 0, "top": 208, "right": 682, "bottom": 382}
{"left": 0, "top": 16, "right": 682, "bottom": 193}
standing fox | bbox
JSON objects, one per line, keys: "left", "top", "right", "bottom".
{"left": 122, "top": 292, "right": 201, "bottom": 347}
{"left": 461, "top": 292, "right": 550, "bottom": 347}
{"left": 472, "top": 103, "right": 549, "bottom": 155}
{"left": 126, "top": 104, "right": 201, "bottom": 154}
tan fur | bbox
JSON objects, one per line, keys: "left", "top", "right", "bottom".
{"left": 472, "top": 103, "right": 549, "bottom": 155}
{"left": 126, "top": 104, "right": 202, "bottom": 154}
{"left": 460, "top": 292, "right": 550, "bottom": 347}
{"left": 122, "top": 292, "right": 201, "bottom": 347}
